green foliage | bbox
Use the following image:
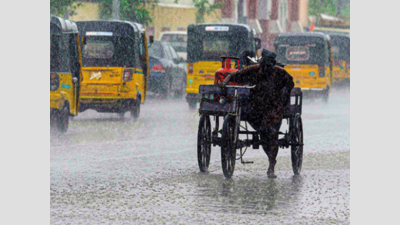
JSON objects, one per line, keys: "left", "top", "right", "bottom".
{"left": 192, "top": 0, "right": 223, "bottom": 24}
{"left": 50, "top": 0, "right": 81, "bottom": 17}
{"left": 308, "top": 0, "right": 337, "bottom": 16}
{"left": 309, "top": 0, "right": 350, "bottom": 22}
{"left": 99, "top": 0, "right": 155, "bottom": 26}
{"left": 341, "top": 5, "right": 350, "bottom": 16}
{"left": 341, "top": 5, "right": 350, "bottom": 22}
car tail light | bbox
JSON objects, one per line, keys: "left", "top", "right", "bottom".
{"left": 188, "top": 63, "right": 193, "bottom": 74}
{"left": 151, "top": 64, "right": 165, "bottom": 72}
{"left": 123, "top": 68, "right": 134, "bottom": 81}
{"left": 318, "top": 66, "right": 325, "bottom": 77}
{"left": 50, "top": 73, "right": 59, "bottom": 91}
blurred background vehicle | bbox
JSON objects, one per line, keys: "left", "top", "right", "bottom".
{"left": 50, "top": 16, "right": 83, "bottom": 133}
{"left": 185, "top": 23, "right": 260, "bottom": 109}
{"left": 328, "top": 33, "right": 350, "bottom": 86}
{"left": 148, "top": 41, "right": 187, "bottom": 98}
{"left": 274, "top": 32, "right": 333, "bottom": 102}
{"left": 76, "top": 20, "right": 150, "bottom": 119}
{"left": 159, "top": 31, "right": 188, "bottom": 61}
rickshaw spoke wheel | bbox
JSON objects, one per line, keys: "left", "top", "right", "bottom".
{"left": 291, "top": 116, "right": 303, "bottom": 175}
{"left": 197, "top": 115, "right": 211, "bottom": 173}
{"left": 221, "top": 116, "right": 237, "bottom": 179}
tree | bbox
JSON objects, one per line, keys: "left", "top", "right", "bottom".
{"left": 50, "top": 0, "right": 81, "bottom": 17}
{"left": 192, "top": 0, "right": 223, "bottom": 24}
{"left": 99, "top": 0, "right": 155, "bottom": 26}
{"left": 308, "top": 0, "right": 337, "bottom": 16}
{"left": 309, "top": 0, "right": 350, "bottom": 22}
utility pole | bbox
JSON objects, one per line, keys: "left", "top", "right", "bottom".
{"left": 112, "top": 0, "right": 120, "bottom": 20}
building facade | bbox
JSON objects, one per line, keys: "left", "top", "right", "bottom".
{"left": 215, "top": 0, "right": 309, "bottom": 50}
{"left": 69, "top": 0, "right": 222, "bottom": 40}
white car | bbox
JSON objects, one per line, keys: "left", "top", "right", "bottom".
{"left": 159, "top": 31, "right": 187, "bottom": 61}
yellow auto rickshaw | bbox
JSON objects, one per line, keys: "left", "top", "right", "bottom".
{"left": 50, "top": 16, "right": 83, "bottom": 133}
{"left": 274, "top": 33, "right": 333, "bottom": 102}
{"left": 329, "top": 33, "right": 350, "bottom": 86}
{"left": 186, "top": 23, "right": 261, "bottom": 109}
{"left": 76, "top": 21, "right": 150, "bottom": 119}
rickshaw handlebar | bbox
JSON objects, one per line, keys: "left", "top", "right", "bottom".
{"left": 225, "top": 85, "right": 256, "bottom": 89}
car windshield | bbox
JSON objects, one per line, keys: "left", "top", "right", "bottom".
{"left": 82, "top": 36, "right": 136, "bottom": 67}
{"left": 148, "top": 42, "right": 164, "bottom": 58}
{"left": 160, "top": 34, "right": 187, "bottom": 52}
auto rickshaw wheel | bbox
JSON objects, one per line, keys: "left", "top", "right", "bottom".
{"left": 291, "top": 115, "right": 303, "bottom": 175}
{"left": 131, "top": 97, "right": 141, "bottom": 120}
{"left": 221, "top": 116, "right": 237, "bottom": 179}
{"left": 174, "top": 80, "right": 185, "bottom": 98}
{"left": 57, "top": 103, "right": 69, "bottom": 133}
{"left": 197, "top": 115, "right": 211, "bottom": 173}
{"left": 188, "top": 101, "right": 197, "bottom": 110}
{"left": 322, "top": 87, "right": 330, "bottom": 103}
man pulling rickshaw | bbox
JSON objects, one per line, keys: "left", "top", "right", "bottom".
{"left": 197, "top": 49, "right": 302, "bottom": 179}
{"left": 218, "top": 49, "right": 295, "bottom": 178}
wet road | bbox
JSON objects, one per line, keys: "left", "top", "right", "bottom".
{"left": 51, "top": 88, "right": 350, "bottom": 224}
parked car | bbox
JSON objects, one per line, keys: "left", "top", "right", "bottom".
{"left": 148, "top": 41, "right": 186, "bottom": 98}
{"left": 159, "top": 31, "right": 188, "bottom": 61}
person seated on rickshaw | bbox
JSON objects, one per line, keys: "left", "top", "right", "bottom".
{"left": 219, "top": 49, "right": 294, "bottom": 178}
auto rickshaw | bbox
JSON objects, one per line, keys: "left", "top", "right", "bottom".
{"left": 274, "top": 33, "right": 333, "bottom": 102}
{"left": 329, "top": 33, "right": 350, "bottom": 86}
{"left": 186, "top": 23, "right": 261, "bottom": 109}
{"left": 76, "top": 21, "right": 151, "bottom": 119}
{"left": 50, "top": 16, "right": 83, "bottom": 133}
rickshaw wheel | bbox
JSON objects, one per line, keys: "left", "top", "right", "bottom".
{"left": 291, "top": 115, "right": 303, "bottom": 175}
{"left": 221, "top": 116, "right": 237, "bottom": 179}
{"left": 197, "top": 115, "right": 211, "bottom": 172}
{"left": 57, "top": 104, "right": 69, "bottom": 133}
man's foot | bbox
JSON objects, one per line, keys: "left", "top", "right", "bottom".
{"left": 267, "top": 170, "right": 277, "bottom": 179}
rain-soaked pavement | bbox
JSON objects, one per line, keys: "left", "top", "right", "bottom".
{"left": 50, "top": 87, "right": 350, "bottom": 224}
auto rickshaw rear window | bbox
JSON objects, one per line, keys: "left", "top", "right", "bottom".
{"left": 203, "top": 39, "right": 230, "bottom": 54}
{"left": 84, "top": 40, "right": 114, "bottom": 59}
{"left": 189, "top": 35, "right": 247, "bottom": 61}
{"left": 82, "top": 36, "right": 138, "bottom": 67}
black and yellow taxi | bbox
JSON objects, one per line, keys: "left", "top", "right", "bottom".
{"left": 50, "top": 16, "right": 83, "bottom": 133}
{"left": 76, "top": 21, "right": 150, "bottom": 119}
{"left": 274, "top": 33, "right": 333, "bottom": 102}
{"left": 186, "top": 23, "right": 260, "bottom": 109}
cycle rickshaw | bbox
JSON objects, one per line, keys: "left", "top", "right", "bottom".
{"left": 197, "top": 57, "right": 304, "bottom": 179}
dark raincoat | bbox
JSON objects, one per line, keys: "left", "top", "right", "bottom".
{"left": 221, "top": 64, "right": 294, "bottom": 128}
